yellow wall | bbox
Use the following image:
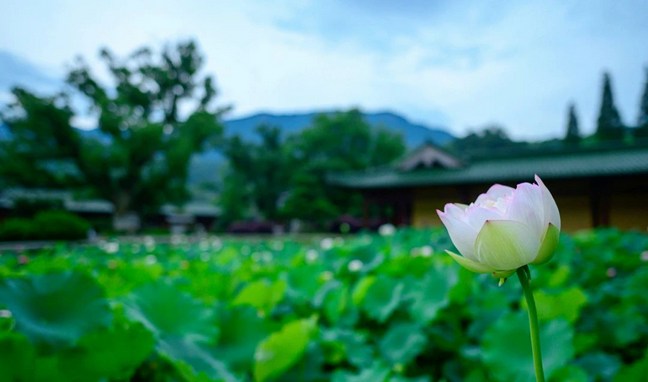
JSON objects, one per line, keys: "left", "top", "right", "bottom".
{"left": 412, "top": 187, "right": 464, "bottom": 228}
{"left": 411, "top": 185, "right": 648, "bottom": 232}
{"left": 412, "top": 196, "right": 444, "bottom": 227}
{"left": 610, "top": 193, "right": 648, "bottom": 231}
{"left": 554, "top": 196, "right": 592, "bottom": 232}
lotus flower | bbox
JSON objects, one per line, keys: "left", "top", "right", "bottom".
{"left": 437, "top": 175, "right": 560, "bottom": 279}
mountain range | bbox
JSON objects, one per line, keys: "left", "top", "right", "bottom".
{"left": 223, "top": 110, "right": 454, "bottom": 147}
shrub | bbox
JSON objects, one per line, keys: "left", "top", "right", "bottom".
{"left": 0, "top": 211, "right": 91, "bottom": 241}
{"left": 33, "top": 211, "right": 91, "bottom": 241}
{"left": 0, "top": 218, "right": 35, "bottom": 241}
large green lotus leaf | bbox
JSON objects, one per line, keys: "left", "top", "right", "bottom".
{"left": 407, "top": 265, "right": 457, "bottom": 325}
{"left": 351, "top": 275, "right": 376, "bottom": 306}
{"left": 314, "top": 280, "right": 350, "bottom": 324}
{"left": 346, "top": 245, "right": 385, "bottom": 273}
{"left": 482, "top": 312, "right": 574, "bottom": 382}
{"left": 389, "top": 376, "right": 431, "bottom": 382}
{"left": 254, "top": 316, "right": 317, "bottom": 382}
{"left": 285, "top": 263, "right": 325, "bottom": 302}
{"left": 58, "top": 323, "right": 155, "bottom": 381}
{"left": 124, "top": 282, "right": 236, "bottom": 381}
{"left": 279, "top": 343, "right": 329, "bottom": 382}
{"left": 233, "top": 278, "right": 287, "bottom": 315}
{"left": 0, "top": 272, "right": 111, "bottom": 346}
{"left": 0, "top": 332, "right": 37, "bottom": 380}
{"left": 524, "top": 287, "right": 588, "bottom": 323}
{"left": 613, "top": 353, "right": 648, "bottom": 382}
{"left": 124, "top": 281, "right": 217, "bottom": 342}
{"left": 446, "top": 265, "right": 475, "bottom": 304}
{"left": 0, "top": 332, "right": 67, "bottom": 382}
{"left": 331, "top": 363, "right": 391, "bottom": 382}
{"left": 344, "top": 332, "right": 374, "bottom": 368}
{"left": 360, "top": 275, "right": 404, "bottom": 323}
{"left": 548, "top": 364, "right": 588, "bottom": 382}
{"left": 595, "top": 304, "right": 644, "bottom": 347}
{"left": 545, "top": 264, "right": 571, "bottom": 288}
{"left": 161, "top": 337, "right": 239, "bottom": 382}
{"left": 321, "top": 328, "right": 374, "bottom": 368}
{"left": 379, "top": 322, "right": 427, "bottom": 366}
{"left": 214, "top": 305, "right": 276, "bottom": 371}
{"left": 380, "top": 253, "right": 434, "bottom": 279}
{"left": 574, "top": 352, "right": 621, "bottom": 381}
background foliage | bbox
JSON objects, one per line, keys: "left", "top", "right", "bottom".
{"left": 0, "top": 40, "right": 226, "bottom": 225}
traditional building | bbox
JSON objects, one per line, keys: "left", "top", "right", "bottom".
{"left": 329, "top": 143, "right": 648, "bottom": 232}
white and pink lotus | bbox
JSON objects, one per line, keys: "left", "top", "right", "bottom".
{"left": 437, "top": 175, "right": 561, "bottom": 279}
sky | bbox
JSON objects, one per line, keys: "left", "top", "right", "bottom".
{"left": 1, "top": 0, "right": 648, "bottom": 140}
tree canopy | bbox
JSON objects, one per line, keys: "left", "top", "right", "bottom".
{"left": 564, "top": 103, "right": 581, "bottom": 144}
{"left": 0, "top": 41, "right": 226, "bottom": 228}
{"left": 636, "top": 67, "right": 648, "bottom": 138}
{"left": 448, "top": 124, "right": 522, "bottom": 153}
{"left": 595, "top": 72, "right": 625, "bottom": 140}
{"left": 281, "top": 109, "right": 406, "bottom": 226}
{"left": 219, "top": 125, "right": 294, "bottom": 226}
{"left": 218, "top": 109, "right": 406, "bottom": 229}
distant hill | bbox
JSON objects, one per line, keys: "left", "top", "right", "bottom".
{"left": 223, "top": 110, "right": 454, "bottom": 147}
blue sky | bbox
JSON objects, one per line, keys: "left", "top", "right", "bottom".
{"left": 1, "top": 0, "right": 648, "bottom": 140}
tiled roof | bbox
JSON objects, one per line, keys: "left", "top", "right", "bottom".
{"left": 328, "top": 145, "right": 648, "bottom": 189}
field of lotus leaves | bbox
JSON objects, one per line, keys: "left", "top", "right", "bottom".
{"left": 0, "top": 228, "right": 647, "bottom": 381}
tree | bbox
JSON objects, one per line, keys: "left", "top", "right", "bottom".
{"left": 636, "top": 67, "right": 648, "bottom": 139}
{"left": 564, "top": 103, "right": 581, "bottom": 144}
{"left": 450, "top": 124, "right": 521, "bottom": 152}
{"left": 281, "top": 109, "right": 406, "bottom": 226}
{"left": 596, "top": 72, "right": 625, "bottom": 140}
{"left": 219, "top": 125, "right": 294, "bottom": 227}
{"left": 0, "top": 41, "right": 226, "bottom": 230}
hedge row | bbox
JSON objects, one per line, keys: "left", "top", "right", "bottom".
{"left": 0, "top": 211, "right": 90, "bottom": 241}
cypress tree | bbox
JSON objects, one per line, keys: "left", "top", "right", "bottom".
{"left": 636, "top": 67, "right": 648, "bottom": 138}
{"left": 564, "top": 103, "right": 580, "bottom": 144}
{"left": 596, "top": 72, "right": 625, "bottom": 140}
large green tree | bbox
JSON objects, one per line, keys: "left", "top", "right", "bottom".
{"left": 219, "top": 125, "right": 294, "bottom": 227}
{"left": 596, "top": 72, "right": 625, "bottom": 140}
{"left": 281, "top": 109, "right": 406, "bottom": 226}
{"left": 0, "top": 41, "right": 226, "bottom": 229}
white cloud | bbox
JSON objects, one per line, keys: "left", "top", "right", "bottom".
{"left": 1, "top": 0, "right": 647, "bottom": 140}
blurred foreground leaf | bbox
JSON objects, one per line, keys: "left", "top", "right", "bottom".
{"left": 0, "top": 272, "right": 111, "bottom": 347}
{"left": 360, "top": 275, "right": 404, "bottom": 323}
{"left": 254, "top": 316, "right": 317, "bottom": 382}
{"left": 528, "top": 287, "right": 587, "bottom": 323}
{"left": 124, "top": 282, "right": 236, "bottom": 381}
{"left": 0, "top": 332, "right": 67, "bottom": 381}
{"left": 379, "top": 322, "right": 427, "bottom": 365}
{"left": 214, "top": 305, "right": 276, "bottom": 371}
{"left": 58, "top": 323, "right": 155, "bottom": 381}
{"left": 407, "top": 265, "right": 458, "bottom": 324}
{"left": 482, "top": 313, "right": 574, "bottom": 381}
{"left": 233, "top": 279, "right": 287, "bottom": 315}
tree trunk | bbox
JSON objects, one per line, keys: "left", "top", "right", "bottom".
{"left": 112, "top": 193, "right": 141, "bottom": 233}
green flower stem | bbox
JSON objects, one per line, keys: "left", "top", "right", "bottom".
{"left": 517, "top": 265, "right": 545, "bottom": 382}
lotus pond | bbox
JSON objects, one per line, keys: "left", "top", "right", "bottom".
{"left": 0, "top": 228, "right": 647, "bottom": 381}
